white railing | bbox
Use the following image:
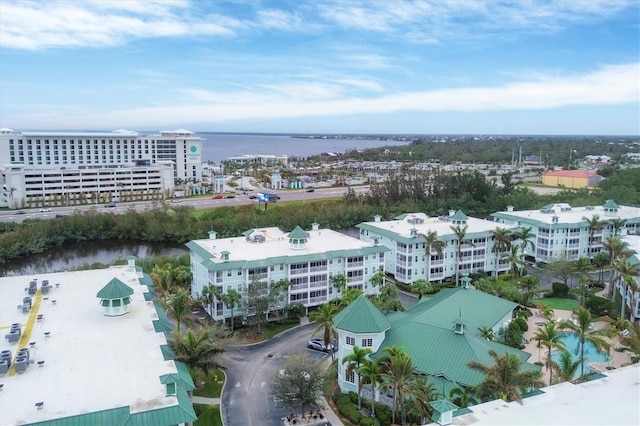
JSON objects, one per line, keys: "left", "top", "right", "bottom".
{"left": 309, "top": 281, "right": 327, "bottom": 288}
{"left": 290, "top": 268, "right": 309, "bottom": 275}
{"left": 308, "top": 295, "right": 327, "bottom": 304}
{"left": 310, "top": 265, "right": 327, "bottom": 272}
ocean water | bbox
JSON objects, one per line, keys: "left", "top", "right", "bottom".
{"left": 199, "top": 133, "right": 411, "bottom": 165}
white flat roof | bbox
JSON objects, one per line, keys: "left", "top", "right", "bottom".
{"left": 193, "top": 226, "right": 381, "bottom": 261}
{"left": 0, "top": 266, "right": 180, "bottom": 425}
{"left": 450, "top": 364, "right": 640, "bottom": 425}
{"left": 494, "top": 203, "right": 640, "bottom": 225}
{"left": 360, "top": 212, "right": 517, "bottom": 238}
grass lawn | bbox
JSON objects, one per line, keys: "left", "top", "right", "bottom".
{"left": 193, "top": 369, "right": 225, "bottom": 398}
{"left": 234, "top": 318, "right": 301, "bottom": 343}
{"left": 194, "top": 404, "right": 223, "bottom": 426}
{"left": 532, "top": 297, "right": 580, "bottom": 311}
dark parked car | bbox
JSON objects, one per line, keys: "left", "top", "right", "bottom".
{"left": 225, "top": 195, "right": 235, "bottom": 199}
{"left": 306, "top": 188, "right": 315, "bottom": 192}
{"left": 55, "top": 214, "right": 65, "bottom": 218}
{"left": 105, "top": 202, "right": 116, "bottom": 208}
{"left": 307, "top": 338, "right": 336, "bottom": 353}
{"left": 15, "top": 211, "right": 26, "bottom": 215}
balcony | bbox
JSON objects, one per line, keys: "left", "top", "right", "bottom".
{"left": 307, "top": 295, "right": 328, "bottom": 305}
{"left": 290, "top": 283, "right": 309, "bottom": 291}
{"left": 347, "top": 261, "right": 364, "bottom": 268}
{"left": 309, "top": 280, "right": 327, "bottom": 288}
{"left": 310, "top": 265, "right": 327, "bottom": 272}
{"left": 290, "top": 268, "right": 309, "bottom": 275}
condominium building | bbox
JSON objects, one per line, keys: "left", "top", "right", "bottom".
{"left": 356, "top": 211, "right": 519, "bottom": 285}
{"left": 0, "top": 128, "right": 202, "bottom": 208}
{"left": 186, "top": 224, "right": 389, "bottom": 320}
{"left": 225, "top": 154, "right": 288, "bottom": 167}
{"left": 0, "top": 259, "right": 196, "bottom": 425}
{"left": 491, "top": 200, "right": 640, "bottom": 263}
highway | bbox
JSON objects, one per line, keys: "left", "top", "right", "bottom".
{"left": 0, "top": 186, "right": 370, "bottom": 223}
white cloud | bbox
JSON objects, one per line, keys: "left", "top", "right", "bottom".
{"left": 0, "top": 0, "right": 239, "bottom": 50}
{"left": 6, "top": 63, "right": 637, "bottom": 129}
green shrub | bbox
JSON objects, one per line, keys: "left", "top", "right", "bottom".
{"left": 360, "top": 417, "right": 375, "bottom": 426}
{"left": 349, "top": 391, "right": 359, "bottom": 405}
{"left": 586, "top": 296, "right": 613, "bottom": 317}
{"left": 552, "top": 282, "right": 570, "bottom": 297}
{"left": 374, "top": 403, "right": 392, "bottom": 426}
{"left": 514, "top": 316, "right": 528, "bottom": 332}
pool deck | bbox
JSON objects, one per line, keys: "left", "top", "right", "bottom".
{"left": 522, "top": 308, "right": 633, "bottom": 384}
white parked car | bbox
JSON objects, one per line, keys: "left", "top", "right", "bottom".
{"left": 39, "top": 208, "right": 52, "bottom": 212}
{"left": 307, "top": 338, "right": 336, "bottom": 353}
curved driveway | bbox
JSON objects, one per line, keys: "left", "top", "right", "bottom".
{"left": 221, "top": 322, "right": 329, "bottom": 426}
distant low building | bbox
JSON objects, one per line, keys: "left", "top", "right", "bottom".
{"left": 541, "top": 169, "right": 604, "bottom": 189}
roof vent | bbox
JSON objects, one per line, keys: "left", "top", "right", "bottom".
{"left": 407, "top": 216, "right": 424, "bottom": 225}
{"left": 585, "top": 205, "right": 594, "bottom": 210}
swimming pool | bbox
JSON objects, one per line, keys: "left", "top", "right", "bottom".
{"left": 550, "top": 332, "right": 610, "bottom": 378}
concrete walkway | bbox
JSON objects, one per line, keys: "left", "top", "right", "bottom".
{"left": 191, "top": 396, "right": 221, "bottom": 405}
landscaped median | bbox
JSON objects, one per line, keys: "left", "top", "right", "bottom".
{"left": 193, "top": 368, "right": 225, "bottom": 426}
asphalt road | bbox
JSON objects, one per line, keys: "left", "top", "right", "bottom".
{"left": 220, "top": 322, "right": 334, "bottom": 426}
{"left": 0, "top": 186, "right": 368, "bottom": 223}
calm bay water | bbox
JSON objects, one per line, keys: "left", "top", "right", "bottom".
{"left": 199, "top": 133, "right": 410, "bottom": 165}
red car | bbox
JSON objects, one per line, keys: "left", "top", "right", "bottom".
{"left": 212, "top": 194, "right": 224, "bottom": 199}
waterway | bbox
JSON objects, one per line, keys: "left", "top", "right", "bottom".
{"left": 0, "top": 240, "right": 187, "bottom": 277}
{"left": 199, "top": 133, "right": 411, "bottom": 165}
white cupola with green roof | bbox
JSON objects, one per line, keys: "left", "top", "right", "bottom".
{"left": 603, "top": 199, "right": 620, "bottom": 216}
{"left": 288, "top": 225, "right": 309, "bottom": 250}
{"left": 96, "top": 278, "right": 134, "bottom": 316}
{"left": 450, "top": 210, "right": 468, "bottom": 226}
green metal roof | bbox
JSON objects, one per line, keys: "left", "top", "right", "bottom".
{"left": 289, "top": 225, "right": 309, "bottom": 239}
{"left": 450, "top": 210, "right": 468, "bottom": 222}
{"left": 333, "top": 295, "right": 391, "bottom": 333}
{"left": 152, "top": 301, "right": 172, "bottom": 333}
{"left": 603, "top": 199, "right": 619, "bottom": 209}
{"left": 174, "top": 361, "right": 196, "bottom": 391}
{"left": 160, "top": 344, "right": 176, "bottom": 361}
{"left": 376, "top": 321, "right": 538, "bottom": 387}
{"left": 96, "top": 278, "right": 134, "bottom": 299}
{"left": 430, "top": 399, "right": 459, "bottom": 413}
{"left": 398, "top": 288, "right": 517, "bottom": 332}
{"left": 27, "top": 385, "right": 196, "bottom": 426}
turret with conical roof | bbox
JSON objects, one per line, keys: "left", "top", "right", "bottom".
{"left": 96, "top": 278, "right": 134, "bottom": 316}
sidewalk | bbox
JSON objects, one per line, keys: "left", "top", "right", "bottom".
{"left": 191, "top": 396, "right": 221, "bottom": 405}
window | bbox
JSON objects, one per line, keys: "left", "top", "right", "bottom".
{"left": 361, "top": 338, "right": 373, "bottom": 348}
{"left": 346, "top": 336, "right": 355, "bottom": 346}
{"left": 346, "top": 369, "right": 355, "bottom": 384}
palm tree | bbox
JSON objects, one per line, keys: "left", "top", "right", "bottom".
{"left": 309, "top": 303, "right": 338, "bottom": 360}
{"left": 167, "top": 287, "right": 191, "bottom": 333}
{"left": 512, "top": 226, "right": 535, "bottom": 275}
{"left": 449, "top": 386, "right": 479, "bottom": 408}
{"left": 490, "top": 227, "right": 513, "bottom": 277}
{"left": 411, "top": 279, "right": 433, "bottom": 300}
{"left": 408, "top": 376, "right": 440, "bottom": 424}
{"left": 450, "top": 224, "right": 470, "bottom": 286}
{"left": 539, "top": 304, "right": 555, "bottom": 321}
{"left": 532, "top": 321, "right": 567, "bottom": 385}
{"left": 560, "top": 307, "right": 614, "bottom": 378}
{"left": 200, "top": 284, "right": 218, "bottom": 318}
{"left": 517, "top": 275, "right": 540, "bottom": 306}
{"left": 382, "top": 351, "right": 415, "bottom": 425}
{"left": 222, "top": 289, "right": 242, "bottom": 331}
{"left": 342, "top": 346, "right": 372, "bottom": 410}
{"left": 502, "top": 245, "right": 523, "bottom": 279}
{"left": 583, "top": 214, "right": 603, "bottom": 259}
{"left": 477, "top": 325, "right": 495, "bottom": 341}
{"left": 467, "top": 349, "right": 543, "bottom": 403}
{"left": 593, "top": 251, "right": 610, "bottom": 286}
{"left": 358, "top": 358, "right": 385, "bottom": 419}
{"left": 552, "top": 350, "right": 583, "bottom": 383}
{"left": 168, "top": 327, "right": 225, "bottom": 377}
{"left": 421, "top": 229, "right": 445, "bottom": 264}
{"left": 603, "top": 237, "right": 633, "bottom": 300}
{"left": 609, "top": 217, "right": 626, "bottom": 237}
{"left": 610, "top": 257, "right": 640, "bottom": 319}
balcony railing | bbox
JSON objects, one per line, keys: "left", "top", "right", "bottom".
{"left": 290, "top": 283, "right": 309, "bottom": 291}
{"left": 290, "top": 268, "right": 309, "bottom": 275}
{"left": 310, "top": 265, "right": 327, "bottom": 272}
{"left": 309, "top": 280, "right": 327, "bottom": 288}
{"left": 347, "top": 261, "right": 364, "bottom": 268}
{"left": 307, "top": 295, "right": 328, "bottom": 305}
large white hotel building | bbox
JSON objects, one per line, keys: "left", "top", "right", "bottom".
{"left": 0, "top": 128, "right": 202, "bottom": 209}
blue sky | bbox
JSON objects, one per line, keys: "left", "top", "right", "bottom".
{"left": 1, "top": 0, "right": 638, "bottom": 135}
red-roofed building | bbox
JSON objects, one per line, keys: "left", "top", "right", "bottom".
{"left": 542, "top": 170, "right": 604, "bottom": 189}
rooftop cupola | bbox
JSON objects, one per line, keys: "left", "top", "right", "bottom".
{"left": 430, "top": 399, "right": 459, "bottom": 425}
{"left": 208, "top": 230, "right": 217, "bottom": 240}
{"left": 602, "top": 199, "right": 619, "bottom": 216}
{"left": 453, "top": 309, "right": 466, "bottom": 335}
{"left": 450, "top": 210, "right": 468, "bottom": 226}
{"left": 96, "top": 278, "right": 134, "bottom": 316}
{"left": 289, "top": 226, "right": 309, "bottom": 250}
{"left": 221, "top": 250, "right": 230, "bottom": 261}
